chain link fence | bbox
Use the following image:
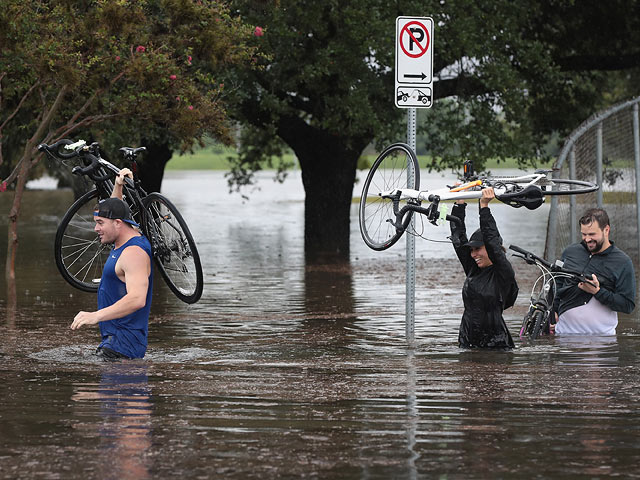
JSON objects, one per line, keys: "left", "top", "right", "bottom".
{"left": 545, "top": 98, "right": 640, "bottom": 264}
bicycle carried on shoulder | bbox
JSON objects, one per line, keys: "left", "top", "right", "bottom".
{"left": 508, "top": 245, "right": 595, "bottom": 339}
{"left": 39, "top": 139, "right": 203, "bottom": 304}
{"left": 358, "top": 143, "right": 599, "bottom": 251}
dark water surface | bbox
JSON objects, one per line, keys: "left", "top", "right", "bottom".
{"left": 1, "top": 171, "right": 639, "bottom": 479}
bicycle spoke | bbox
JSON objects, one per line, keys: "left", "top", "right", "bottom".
{"left": 142, "top": 193, "right": 203, "bottom": 303}
{"left": 55, "top": 189, "right": 110, "bottom": 292}
{"left": 62, "top": 237, "right": 108, "bottom": 283}
{"left": 359, "top": 144, "right": 419, "bottom": 250}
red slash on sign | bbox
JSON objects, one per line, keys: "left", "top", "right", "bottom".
{"left": 399, "top": 21, "right": 430, "bottom": 58}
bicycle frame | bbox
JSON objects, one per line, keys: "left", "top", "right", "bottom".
{"left": 509, "top": 244, "right": 593, "bottom": 339}
{"left": 60, "top": 142, "right": 150, "bottom": 225}
{"left": 378, "top": 172, "right": 557, "bottom": 229}
{"left": 520, "top": 264, "right": 557, "bottom": 337}
{"left": 378, "top": 172, "right": 552, "bottom": 203}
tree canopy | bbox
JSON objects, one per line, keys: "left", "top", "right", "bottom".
{"left": 0, "top": 0, "right": 259, "bottom": 285}
{"left": 0, "top": 0, "right": 259, "bottom": 183}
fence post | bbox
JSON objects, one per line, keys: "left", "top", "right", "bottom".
{"left": 633, "top": 104, "right": 640, "bottom": 261}
{"left": 596, "top": 122, "right": 603, "bottom": 208}
{"left": 570, "top": 147, "right": 577, "bottom": 244}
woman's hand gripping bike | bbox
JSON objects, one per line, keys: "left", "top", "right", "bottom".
{"left": 358, "top": 143, "right": 599, "bottom": 251}
{"left": 39, "top": 139, "right": 203, "bottom": 304}
{"left": 508, "top": 245, "right": 596, "bottom": 339}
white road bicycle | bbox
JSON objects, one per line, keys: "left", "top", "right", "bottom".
{"left": 359, "top": 143, "right": 599, "bottom": 251}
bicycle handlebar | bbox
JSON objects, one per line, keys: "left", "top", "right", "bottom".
{"left": 508, "top": 244, "right": 551, "bottom": 268}
{"left": 78, "top": 152, "right": 114, "bottom": 183}
{"left": 38, "top": 139, "right": 78, "bottom": 159}
{"left": 39, "top": 139, "right": 123, "bottom": 184}
{"left": 508, "top": 244, "right": 595, "bottom": 284}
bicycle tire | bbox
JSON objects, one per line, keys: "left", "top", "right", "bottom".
{"left": 519, "top": 310, "right": 534, "bottom": 337}
{"left": 359, "top": 143, "right": 420, "bottom": 251}
{"left": 530, "top": 310, "right": 546, "bottom": 340}
{"left": 538, "top": 178, "right": 598, "bottom": 195}
{"left": 142, "top": 192, "right": 203, "bottom": 304}
{"left": 54, "top": 189, "right": 108, "bottom": 293}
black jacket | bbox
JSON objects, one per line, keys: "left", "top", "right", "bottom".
{"left": 554, "top": 241, "right": 635, "bottom": 316}
{"left": 450, "top": 204, "right": 518, "bottom": 349}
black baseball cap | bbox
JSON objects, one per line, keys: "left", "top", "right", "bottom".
{"left": 94, "top": 198, "right": 139, "bottom": 228}
{"left": 464, "top": 229, "right": 485, "bottom": 248}
{"left": 464, "top": 228, "right": 503, "bottom": 248}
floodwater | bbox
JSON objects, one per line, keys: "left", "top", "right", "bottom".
{"left": 1, "top": 170, "right": 639, "bottom": 479}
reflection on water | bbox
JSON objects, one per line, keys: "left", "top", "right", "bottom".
{"left": 1, "top": 170, "right": 640, "bottom": 478}
{"left": 71, "top": 366, "right": 151, "bottom": 480}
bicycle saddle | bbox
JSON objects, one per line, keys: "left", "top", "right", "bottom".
{"left": 497, "top": 185, "right": 544, "bottom": 210}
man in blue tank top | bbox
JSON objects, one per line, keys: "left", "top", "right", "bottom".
{"left": 70, "top": 170, "right": 153, "bottom": 360}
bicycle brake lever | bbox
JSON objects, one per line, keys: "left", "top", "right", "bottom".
{"left": 512, "top": 252, "right": 537, "bottom": 265}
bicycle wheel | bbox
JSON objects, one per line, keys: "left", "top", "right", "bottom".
{"left": 537, "top": 178, "right": 598, "bottom": 195}
{"left": 142, "top": 192, "right": 203, "bottom": 304}
{"left": 54, "top": 189, "right": 108, "bottom": 292}
{"left": 359, "top": 143, "right": 420, "bottom": 251}
{"left": 519, "top": 310, "right": 534, "bottom": 337}
{"left": 530, "top": 310, "right": 546, "bottom": 339}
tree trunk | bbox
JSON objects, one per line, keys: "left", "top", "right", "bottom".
{"left": 300, "top": 149, "right": 358, "bottom": 262}
{"left": 276, "top": 117, "right": 369, "bottom": 262}
{"left": 136, "top": 141, "right": 173, "bottom": 194}
{"left": 293, "top": 137, "right": 364, "bottom": 261}
{"left": 5, "top": 156, "right": 31, "bottom": 298}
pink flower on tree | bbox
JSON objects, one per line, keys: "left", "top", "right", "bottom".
{"left": 115, "top": 55, "right": 121, "bottom": 61}
{"left": 136, "top": 45, "right": 146, "bottom": 53}
{"left": 0, "top": 181, "right": 7, "bottom": 192}
{"left": 169, "top": 74, "right": 177, "bottom": 80}
{"left": 188, "top": 105, "right": 194, "bottom": 110}
{"left": 187, "top": 55, "right": 192, "bottom": 65}
{"left": 254, "top": 26, "right": 264, "bottom": 37}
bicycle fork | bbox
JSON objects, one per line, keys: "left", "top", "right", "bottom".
{"left": 385, "top": 191, "right": 462, "bottom": 231}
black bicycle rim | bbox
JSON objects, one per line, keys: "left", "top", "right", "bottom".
{"left": 359, "top": 143, "right": 420, "bottom": 251}
{"left": 142, "top": 193, "right": 203, "bottom": 304}
{"left": 54, "top": 189, "right": 109, "bottom": 292}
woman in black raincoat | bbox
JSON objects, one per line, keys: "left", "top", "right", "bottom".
{"left": 449, "top": 188, "right": 518, "bottom": 349}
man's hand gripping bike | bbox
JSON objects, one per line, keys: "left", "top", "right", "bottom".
{"left": 359, "top": 143, "right": 599, "bottom": 251}
{"left": 39, "top": 139, "right": 203, "bottom": 304}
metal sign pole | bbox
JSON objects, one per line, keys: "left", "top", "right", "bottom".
{"left": 406, "top": 108, "right": 417, "bottom": 344}
{"left": 395, "top": 15, "right": 433, "bottom": 345}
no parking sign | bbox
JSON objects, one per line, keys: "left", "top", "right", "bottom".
{"left": 395, "top": 16, "right": 434, "bottom": 108}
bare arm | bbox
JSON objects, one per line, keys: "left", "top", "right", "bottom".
{"left": 111, "top": 167, "right": 133, "bottom": 201}
{"left": 71, "top": 246, "right": 150, "bottom": 329}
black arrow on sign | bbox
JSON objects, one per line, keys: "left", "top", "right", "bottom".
{"left": 404, "top": 73, "right": 427, "bottom": 80}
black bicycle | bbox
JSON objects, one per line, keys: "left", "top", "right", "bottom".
{"left": 509, "top": 245, "right": 594, "bottom": 339}
{"left": 39, "top": 139, "right": 203, "bottom": 304}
